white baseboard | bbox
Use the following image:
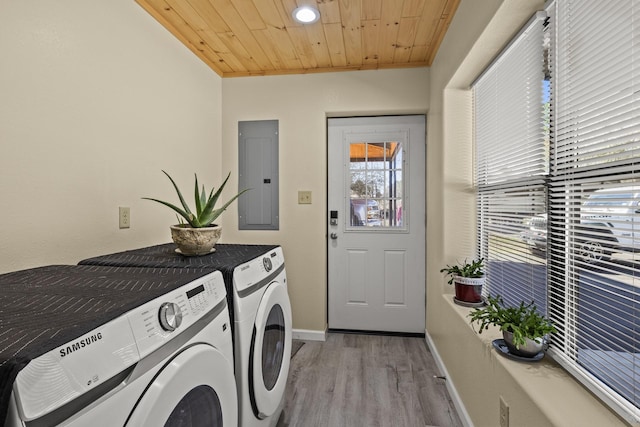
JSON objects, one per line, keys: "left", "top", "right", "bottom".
{"left": 425, "top": 330, "right": 473, "bottom": 427}
{"left": 292, "top": 328, "right": 327, "bottom": 341}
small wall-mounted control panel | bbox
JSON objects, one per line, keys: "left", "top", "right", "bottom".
{"left": 119, "top": 207, "right": 130, "bottom": 229}
{"left": 298, "top": 191, "right": 312, "bottom": 204}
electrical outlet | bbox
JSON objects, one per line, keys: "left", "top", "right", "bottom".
{"left": 298, "top": 191, "right": 312, "bottom": 204}
{"left": 499, "top": 396, "right": 509, "bottom": 427}
{"left": 119, "top": 207, "right": 130, "bottom": 229}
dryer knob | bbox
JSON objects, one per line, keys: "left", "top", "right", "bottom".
{"left": 263, "top": 257, "right": 273, "bottom": 272}
{"left": 159, "top": 302, "right": 183, "bottom": 331}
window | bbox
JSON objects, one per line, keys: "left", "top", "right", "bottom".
{"left": 348, "top": 138, "right": 405, "bottom": 229}
{"left": 475, "top": 2, "right": 640, "bottom": 423}
{"left": 474, "top": 12, "right": 549, "bottom": 309}
{"left": 548, "top": 1, "right": 640, "bottom": 422}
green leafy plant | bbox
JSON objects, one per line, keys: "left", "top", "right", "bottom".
{"left": 469, "top": 295, "right": 557, "bottom": 349}
{"left": 439, "top": 258, "right": 484, "bottom": 285}
{"left": 143, "top": 171, "right": 249, "bottom": 228}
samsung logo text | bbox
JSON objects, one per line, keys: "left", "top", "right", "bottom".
{"left": 59, "top": 333, "right": 103, "bottom": 357}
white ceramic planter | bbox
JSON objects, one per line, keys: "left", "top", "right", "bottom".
{"left": 170, "top": 224, "right": 222, "bottom": 256}
{"left": 503, "top": 331, "right": 545, "bottom": 358}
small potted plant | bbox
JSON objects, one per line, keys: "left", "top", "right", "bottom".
{"left": 143, "top": 170, "right": 249, "bottom": 256}
{"left": 469, "top": 295, "right": 557, "bottom": 358}
{"left": 440, "top": 258, "right": 485, "bottom": 305}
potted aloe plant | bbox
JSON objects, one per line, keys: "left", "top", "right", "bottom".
{"left": 469, "top": 295, "right": 557, "bottom": 358}
{"left": 440, "top": 258, "right": 485, "bottom": 305}
{"left": 143, "top": 170, "right": 249, "bottom": 256}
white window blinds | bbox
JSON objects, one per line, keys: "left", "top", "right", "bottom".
{"left": 548, "top": 1, "right": 640, "bottom": 423}
{"left": 474, "top": 12, "right": 548, "bottom": 309}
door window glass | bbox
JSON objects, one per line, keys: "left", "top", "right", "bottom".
{"left": 164, "top": 385, "right": 222, "bottom": 426}
{"left": 262, "top": 304, "right": 285, "bottom": 391}
{"left": 348, "top": 141, "right": 404, "bottom": 228}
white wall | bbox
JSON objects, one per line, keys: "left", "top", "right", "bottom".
{"left": 220, "top": 68, "right": 429, "bottom": 332}
{"left": 0, "top": 1, "right": 222, "bottom": 273}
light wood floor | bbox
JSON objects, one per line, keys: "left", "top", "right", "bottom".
{"left": 277, "top": 333, "right": 463, "bottom": 427}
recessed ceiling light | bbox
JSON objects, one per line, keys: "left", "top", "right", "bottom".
{"left": 292, "top": 6, "right": 320, "bottom": 24}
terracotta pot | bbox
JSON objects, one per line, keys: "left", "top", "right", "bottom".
{"left": 453, "top": 276, "right": 484, "bottom": 303}
{"left": 170, "top": 224, "right": 222, "bottom": 256}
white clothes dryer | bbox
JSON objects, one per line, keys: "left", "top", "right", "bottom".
{"left": 0, "top": 265, "right": 237, "bottom": 427}
{"left": 232, "top": 247, "right": 292, "bottom": 427}
{"left": 79, "top": 243, "right": 293, "bottom": 427}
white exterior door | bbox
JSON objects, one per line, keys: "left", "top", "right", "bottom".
{"left": 328, "top": 116, "right": 426, "bottom": 333}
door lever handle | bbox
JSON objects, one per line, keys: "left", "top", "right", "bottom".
{"left": 330, "top": 233, "right": 338, "bottom": 240}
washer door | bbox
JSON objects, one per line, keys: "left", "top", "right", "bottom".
{"left": 250, "top": 281, "right": 292, "bottom": 419}
{"left": 126, "top": 344, "right": 237, "bottom": 427}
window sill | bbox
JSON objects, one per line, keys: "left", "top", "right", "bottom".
{"left": 441, "top": 294, "right": 629, "bottom": 426}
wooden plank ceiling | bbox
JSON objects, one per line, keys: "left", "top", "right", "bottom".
{"left": 136, "top": 0, "right": 459, "bottom": 78}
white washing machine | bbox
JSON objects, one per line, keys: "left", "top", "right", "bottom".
{"left": 78, "top": 243, "right": 293, "bottom": 427}
{"left": 231, "top": 246, "right": 292, "bottom": 427}
{"left": 0, "top": 265, "right": 237, "bottom": 427}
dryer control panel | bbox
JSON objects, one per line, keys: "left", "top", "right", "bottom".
{"left": 234, "top": 247, "right": 285, "bottom": 293}
{"left": 128, "top": 270, "right": 227, "bottom": 359}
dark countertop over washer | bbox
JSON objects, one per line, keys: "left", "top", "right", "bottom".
{"left": 78, "top": 243, "right": 279, "bottom": 275}
{"left": 79, "top": 243, "right": 281, "bottom": 325}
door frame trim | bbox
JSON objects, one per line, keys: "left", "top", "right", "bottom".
{"left": 325, "top": 114, "right": 427, "bottom": 332}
